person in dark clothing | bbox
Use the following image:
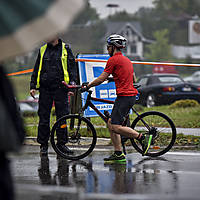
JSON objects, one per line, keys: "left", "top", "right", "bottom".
{"left": 30, "top": 38, "right": 77, "bottom": 156}
{"left": 0, "top": 65, "right": 25, "bottom": 200}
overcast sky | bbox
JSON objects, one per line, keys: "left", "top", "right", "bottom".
{"left": 89, "top": 0, "right": 154, "bottom": 19}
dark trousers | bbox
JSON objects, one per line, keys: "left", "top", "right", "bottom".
{"left": 37, "top": 87, "right": 69, "bottom": 146}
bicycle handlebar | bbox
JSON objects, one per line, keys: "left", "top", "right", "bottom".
{"left": 62, "top": 81, "right": 141, "bottom": 92}
{"left": 62, "top": 81, "right": 88, "bottom": 92}
{"left": 62, "top": 81, "right": 81, "bottom": 89}
{"left": 134, "top": 84, "right": 141, "bottom": 89}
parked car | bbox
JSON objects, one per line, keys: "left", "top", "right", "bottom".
{"left": 136, "top": 74, "right": 200, "bottom": 107}
{"left": 18, "top": 102, "right": 37, "bottom": 113}
{"left": 18, "top": 95, "right": 39, "bottom": 115}
{"left": 184, "top": 71, "right": 200, "bottom": 84}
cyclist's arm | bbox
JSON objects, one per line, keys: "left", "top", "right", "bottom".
{"left": 133, "top": 72, "right": 137, "bottom": 83}
{"left": 88, "top": 72, "right": 109, "bottom": 89}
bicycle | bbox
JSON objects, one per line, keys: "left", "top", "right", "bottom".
{"left": 50, "top": 82, "right": 176, "bottom": 160}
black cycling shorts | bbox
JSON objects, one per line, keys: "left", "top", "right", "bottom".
{"left": 111, "top": 96, "right": 136, "bottom": 125}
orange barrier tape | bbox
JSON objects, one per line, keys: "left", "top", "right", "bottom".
{"left": 7, "top": 58, "right": 200, "bottom": 76}
{"left": 75, "top": 58, "right": 107, "bottom": 63}
{"left": 75, "top": 58, "right": 200, "bottom": 67}
{"left": 7, "top": 68, "right": 33, "bottom": 76}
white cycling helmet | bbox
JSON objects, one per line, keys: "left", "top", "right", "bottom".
{"left": 107, "top": 34, "right": 127, "bottom": 48}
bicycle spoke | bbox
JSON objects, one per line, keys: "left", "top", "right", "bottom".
{"left": 51, "top": 115, "right": 96, "bottom": 160}
{"left": 131, "top": 111, "right": 176, "bottom": 157}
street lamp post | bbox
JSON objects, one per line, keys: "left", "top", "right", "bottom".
{"left": 106, "top": 4, "right": 119, "bottom": 16}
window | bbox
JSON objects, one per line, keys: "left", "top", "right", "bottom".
{"left": 130, "top": 44, "right": 136, "bottom": 54}
{"left": 138, "top": 77, "right": 148, "bottom": 86}
{"left": 158, "top": 76, "right": 183, "bottom": 83}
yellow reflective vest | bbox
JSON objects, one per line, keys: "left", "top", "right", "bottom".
{"left": 36, "top": 42, "right": 69, "bottom": 88}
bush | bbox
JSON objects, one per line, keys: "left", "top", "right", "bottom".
{"left": 21, "top": 111, "right": 37, "bottom": 117}
{"left": 134, "top": 104, "right": 144, "bottom": 112}
{"left": 169, "top": 99, "right": 199, "bottom": 108}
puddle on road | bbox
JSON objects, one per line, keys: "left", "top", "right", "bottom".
{"left": 14, "top": 154, "right": 180, "bottom": 199}
{"left": 12, "top": 150, "right": 200, "bottom": 200}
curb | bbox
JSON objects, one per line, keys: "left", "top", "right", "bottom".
{"left": 24, "top": 137, "right": 111, "bottom": 146}
{"left": 24, "top": 137, "right": 200, "bottom": 151}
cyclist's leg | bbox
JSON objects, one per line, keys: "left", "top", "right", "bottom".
{"left": 110, "top": 96, "right": 152, "bottom": 155}
{"left": 111, "top": 96, "right": 139, "bottom": 138}
{"left": 112, "top": 124, "right": 139, "bottom": 138}
{"left": 111, "top": 124, "right": 152, "bottom": 156}
{"left": 104, "top": 97, "right": 131, "bottom": 163}
{"left": 105, "top": 121, "right": 126, "bottom": 164}
{"left": 107, "top": 118, "right": 122, "bottom": 151}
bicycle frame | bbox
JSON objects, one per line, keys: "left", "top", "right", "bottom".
{"left": 51, "top": 83, "right": 177, "bottom": 159}
{"left": 80, "top": 90, "right": 114, "bottom": 123}
{"left": 80, "top": 90, "right": 151, "bottom": 131}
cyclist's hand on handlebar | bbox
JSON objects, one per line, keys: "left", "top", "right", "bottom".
{"left": 80, "top": 85, "right": 89, "bottom": 93}
{"left": 62, "top": 81, "right": 89, "bottom": 93}
{"left": 80, "top": 82, "right": 90, "bottom": 93}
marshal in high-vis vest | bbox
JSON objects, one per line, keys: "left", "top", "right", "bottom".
{"left": 30, "top": 38, "right": 77, "bottom": 156}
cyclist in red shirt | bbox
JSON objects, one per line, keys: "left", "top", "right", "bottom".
{"left": 86, "top": 34, "right": 151, "bottom": 163}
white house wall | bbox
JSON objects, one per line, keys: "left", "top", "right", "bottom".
{"left": 172, "top": 45, "right": 200, "bottom": 59}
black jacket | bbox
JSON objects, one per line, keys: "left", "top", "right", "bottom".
{"left": 30, "top": 39, "right": 77, "bottom": 90}
{"left": 0, "top": 66, "right": 25, "bottom": 150}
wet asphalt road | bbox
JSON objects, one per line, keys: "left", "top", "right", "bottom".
{"left": 10, "top": 145, "right": 200, "bottom": 200}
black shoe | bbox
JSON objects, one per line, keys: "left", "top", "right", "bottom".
{"left": 57, "top": 144, "right": 74, "bottom": 154}
{"left": 40, "top": 145, "right": 48, "bottom": 156}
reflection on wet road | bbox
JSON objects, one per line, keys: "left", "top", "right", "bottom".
{"left": 11, "top": 146, "right": 200, "bottom": 200}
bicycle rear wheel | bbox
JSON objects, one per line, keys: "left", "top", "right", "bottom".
{"left": 130, "top": 111, "right": 176, "bottom": 157}
{"left": 50, "top": 114, "right": 97, "bottom": 160}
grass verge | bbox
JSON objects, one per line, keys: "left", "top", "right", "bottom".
{"left": 22, "top": 103, "right": 200, "bottom": 148}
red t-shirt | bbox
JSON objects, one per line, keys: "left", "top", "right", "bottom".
{"left": 104, "top": 52, "right": 138, "bottom": 96}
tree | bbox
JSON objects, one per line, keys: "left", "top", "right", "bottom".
{"left": 153, "top": 0, "right": 200, "bottom": 17}
{"left": 136, "top": 0, "right": 200, "bottom": 45}
{"left": 72, "top": 0, "right": 99, "bottom": 24}
{"left": 145, "top": 29, "right": 173, "bottom": 61}
{"left": 108, "top": 10, "right": 135, "bottom": 21}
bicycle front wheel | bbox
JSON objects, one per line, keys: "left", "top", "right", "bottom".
{"left": 50, "top": 114, "right": 97, "bottom": 160}
{"left": 130, "top": 111, "right": 176, "bottom": 157}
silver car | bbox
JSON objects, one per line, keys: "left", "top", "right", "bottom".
{"left": 184, "top": 71, "right": 200, "bottom": 84}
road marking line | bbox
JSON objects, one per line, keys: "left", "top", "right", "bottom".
{"left": 166, "top": 152, "right": 200, "bottom": 156}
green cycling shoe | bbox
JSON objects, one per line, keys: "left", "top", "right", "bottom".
{"left": 139, "top": 134, "right": 153, "bottom": 156}
{"left": 104, "top": 152, "right": 126, "bottom": 164}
